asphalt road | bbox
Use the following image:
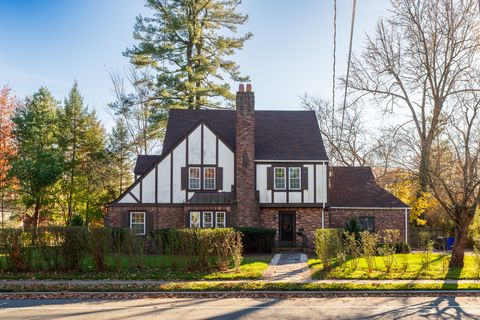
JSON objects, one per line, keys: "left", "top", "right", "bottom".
{"left": 2, "top": 296, "right": 480, "bottom": 319}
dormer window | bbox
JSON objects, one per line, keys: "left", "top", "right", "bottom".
{"left": 188, "top": 167, "right": 201, "bottom": 190}
{"left": 289, "top": 167, "right": 301, "bottom": 190}
{"left": 274, "top": 167, "right": 286, "bottom": 190}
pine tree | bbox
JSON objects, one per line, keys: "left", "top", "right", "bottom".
{"left": 124, "top": 0, "right": 252, "bottom": 110}
{"left": 11, "top": 87, "right": 63, "bottom": 228}
{"left": 108, "top": 118, "right": 133, "bottom": 198}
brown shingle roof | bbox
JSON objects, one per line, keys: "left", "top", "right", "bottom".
{"left": 162, "top": 109, "right": 328, "bottom": 161}
{"left": 329, "top": 166, "right": 408, "bottom": 208}
{"left": 187, "top": 192, "right": 233, "bottom": 205}
{"left": 134, "top": 155, "right": 163, "bottom": 175}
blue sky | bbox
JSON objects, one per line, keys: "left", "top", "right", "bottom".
{"left": 0, "top": 0, "right": 390, "bottom": 129}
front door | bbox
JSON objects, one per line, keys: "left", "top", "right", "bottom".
{"left": 279, "top": 212, "right": 295, "bottom": 246}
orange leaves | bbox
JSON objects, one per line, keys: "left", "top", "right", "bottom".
{"left": 0, "top": 86, "right": 17, "bottom": 187}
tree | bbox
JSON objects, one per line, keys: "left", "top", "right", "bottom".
{"left": 0, "top": 86, "right": 17, "bottom": 228}
{"left": 108, "top": 67, "right": 163, "bottom": 155}
{"left": 428, "top": 89, "right": 480, "bottom": 268}
{"left": 347, "top": 0, "right": 480, "bottom": 196}
{"left": 124, "top": 0, "right": 252, "bottom": 110}
{"left": 107, "top": 118, "right": 133, "bottom": 198}
{"left": 11, "top": 87, "right": 63, "bottom": 228}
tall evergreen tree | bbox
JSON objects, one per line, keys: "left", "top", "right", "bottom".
{"left": 124, "top": 0, "right": 252, "bottom": 110}
{"left": 11, "top": 87, "right": 63, "bottom": 228}
{"left": 108, "top": 118, "right": 133, "bottom": 198}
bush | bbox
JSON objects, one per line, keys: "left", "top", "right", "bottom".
{"left": 234, "top": 227, "right": 275, "bottom": 253}
{"left": 345, "top": 219, "right": 360, "bottom": 239}
{"left": 343, "top": 231, "right": 360, "bottom": 271}
{"left": 395, "top": 242, "right": 411, "bottom": 254}
{"left": 378, "top": 229, "right": 400, "bottom": 273}
{"left": 314, "top": 228, "right": 343, "bottom": 271}
{"left": 360, "top": 231, "right": 379, "bottom": 274}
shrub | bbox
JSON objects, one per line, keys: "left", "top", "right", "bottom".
{"left": 395, "top": 242, "right": 411, "bottom": 254}
{"left": 419, "top": 231, "right": 434, "bottom": 271}
{"left": 343, "top": 231, "right": 360, "bottom": 271}
{"left": 378, "top": 229, "right": 400, "bottom": 273}
{"left": 234, "top": 227, "right": 275, "bottom": 253}
{"left": 85, "top": 228, "right": 111, "bottom": 272}
{"left": 70, "top": 215, "right": 85, "bottom": 227}
{"left": 360, "top": 231, "right": 379, "bottom": 274}
{"left": 345, "top": 219, "right": 360, "bottom": 239}
{"left": 314, "top": 228, "right": 343, "bottom": 271}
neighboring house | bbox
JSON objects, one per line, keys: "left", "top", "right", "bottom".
{"left": 106, "top": 84, "right": 410, "bottom": 247}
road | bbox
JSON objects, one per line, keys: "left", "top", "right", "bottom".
{"left": 1, "top": 296, "right": 480, "bottom": 319}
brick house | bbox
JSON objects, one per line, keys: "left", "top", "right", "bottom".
{"left": 106, "top": 84, "right": 410, "bottom": 247}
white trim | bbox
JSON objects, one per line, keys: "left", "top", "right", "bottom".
{"left": 188, "top": 167, "right": 201, "bottom": 190}
{"left": 215, "top": 211, "right": 226, "bottom": 228}
{"left": 189, "top": 211, "right": 201, "bottom": 228}
{"left": 129, "top": 211, "right": 146, "bottom": 236}
{"left": 274, "top": 167, "right": 286, "bottom": 190}
{"left": 329, "top": 207, "right": 410, "bottom": 210}
{"left": 203, "top": 211, "right": 213, "bottom": 228}
{"left": 203, "top": 167, "right": 216, "bottom": 190}
{"left": 255, "top": 160, "right": 329, "bottom": 163}
{"left": 404, "top": 208, "right": 409, "bottom": 243}
{"left": 288, "top": 167, "right": 301, "bottom": 190}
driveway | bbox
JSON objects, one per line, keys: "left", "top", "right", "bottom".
{"left": 2, "top": 296, "right": 480, "bottom": 319}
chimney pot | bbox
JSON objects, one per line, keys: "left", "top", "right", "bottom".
{"left": 246, "top": 83, "right": 252, "bottom": 92}
{"left": 238, "top": 84, "right": 245, "bottom": 92}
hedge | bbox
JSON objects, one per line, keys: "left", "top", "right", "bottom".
{"left": 234, "top": 227, "right": 276, "bottom": 253}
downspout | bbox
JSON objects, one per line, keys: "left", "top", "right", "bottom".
{"left": 404, "top": 208, "right": 409, "bottom": 244}
{"left": 322, "top": 203, "right": 325, "bottom": 229}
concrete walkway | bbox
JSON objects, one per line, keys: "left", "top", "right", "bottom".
{"left": 263, "top": 253, "right": 311, "bottom": 282}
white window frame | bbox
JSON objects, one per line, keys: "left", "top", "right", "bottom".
{"left": 130, "top": 212, "right": 146, "bottom": 235}
{"left": 215, "top": 211, "right": 226, "bottom": 228}
{"left": 203, "top": 211, "right": 214, "bottom": 228}
{"left": 190, "top": 211, "right": 201, "bottom": 228}
{"left": 289, "top": 167, "right": 301, "bottom": 190}
{"left": 274, "top": 167, "right": 286, "bottom": 190}
{"left": 203, "top": 167, "right": 216, "bottom": 190}
{"left": 188, "top": 167, "right": 201, "bottom": 190}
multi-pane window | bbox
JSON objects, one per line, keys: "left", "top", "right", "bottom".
{"left": 188, "top": 167, "right": 201, "bottom": 190}
{"left": 216, "top": 212, "right": 226, "bottom": 228}
{"left": 190, "top": 211, "right": 201, "bottom": 228}
{"left": 289, "top": 167, "right": 301, "bottom": 190}
{"left": 203, "top": 168, "right": 216, "bottom": 190}
{"left": 274, "top": 167, "right": 286, "bottom": 190}
{"left": 203, "top": 211, "right": 213, "bottom": 228}
{"left": 130, "top": 212, "right": 146, "bottom": 235}
{"left": 189, "top": 211, "right": 226, "bottom": 228}
{"left": 359, "top": 217, "right": 375, "bottom": 233}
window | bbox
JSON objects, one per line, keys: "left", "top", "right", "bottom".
{"left": 274, "top": 167, "right": 286, "bottom": 190}
{"left": 216, "top": 211, "right": 226, "bottom": 228}
{"left": 289, "top": 167, "right": 301, "bottom": 190}
{"left": 190, "top": 211, "right": 201, "bottom": 228}
{"left": 203, "top": 211, "right": 213, "bottom": 228}
{"left": 130, "top": 212, "right": 146, "bottom": 235}
{"left": 359, "top": 217, "right": 375, "bottom": 233}
{"left": 188, "top": 167, "right": 201, "bottom": 190}
{"left": 189, "top": 211, "right": 226, "bottom": 228}
{"left": 203, "top": 167, "right": 216, "bottom": 190}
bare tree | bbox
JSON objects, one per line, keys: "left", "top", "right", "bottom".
{"left": 108, "top": 67, "right": 164, "bottom": 155}
{"left": 347, "top": 0, "right": 480, "bottom": 195}
{"left": 301, "top": 95, "right": 378, "bottom": 167}
{"left": 428, "top": 89, "right": 480, "bottom": 268}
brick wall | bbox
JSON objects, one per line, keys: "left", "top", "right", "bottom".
{"left": 235, "top": 87, "right": 260, "bottom": 226}
{"left": 329, "top": 208, "right": 407, "bottom": 242}
{"left": 106, "top": 205, "right": 185, "bottom": 230}
{"left": 260, "top": 207, "right": 326, "bottom": 248}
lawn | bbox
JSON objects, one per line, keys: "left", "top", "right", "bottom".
{"left": 308, "top": 253, "right": 480, "bottom": 279}
{"left": 0, "top": 254, "right": 272, "bottom": 281}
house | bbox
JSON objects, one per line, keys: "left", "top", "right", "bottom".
{"left": 106, "top": 84, "right": 410, "bottom": 247}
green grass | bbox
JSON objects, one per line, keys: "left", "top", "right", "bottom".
{"left": 308, "top": 253, "right": 480, "bottom": 280}
{"left": 0, "top": 254, "right": 271, "bottom": 281}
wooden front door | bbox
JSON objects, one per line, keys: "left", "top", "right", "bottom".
{"left": 279, "top": 211, "right": 296, "bottom": 246}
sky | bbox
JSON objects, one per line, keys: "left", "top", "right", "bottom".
{"left": 0, "top": 0, "right": 391, "bottom": 130}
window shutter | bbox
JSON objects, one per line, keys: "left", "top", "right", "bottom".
{"left": 146, "top": 212, "right": 153, "bottom": 234}
{"left": 267, "top": 167, "right": 273, "bottom": 190}
{"left": 181, "top": 167, "right": 187, "bottom": 190}
{"left": 123, "top": 211, "right": 130, "bottom": 229}
{"left": 216, "top": 167, "right": 223, "bottom": 190}
{"left": 301, "top": 167, "right": 309, "bottom": 190}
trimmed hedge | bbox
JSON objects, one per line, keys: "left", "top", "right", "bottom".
{"left": 234, "top": 227, "right": 276, "bottom": 253}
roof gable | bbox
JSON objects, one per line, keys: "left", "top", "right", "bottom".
{"left": 162, "top": 109, "right": 328, "bottom": 161}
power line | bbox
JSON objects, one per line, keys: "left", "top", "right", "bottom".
{"left": 340, "top": 0, "right": 357, "bottom": 132}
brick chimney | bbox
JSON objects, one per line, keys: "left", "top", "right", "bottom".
{"left": 235, "top": 83, "right": 259, "bottom": 226}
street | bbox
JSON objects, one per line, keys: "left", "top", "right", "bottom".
{"left": 2, "top": 296, "right": 480, "bottom": 319}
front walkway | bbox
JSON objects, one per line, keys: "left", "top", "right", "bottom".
{"left": 263, "top": 253, "right": 311, "bottom": 282}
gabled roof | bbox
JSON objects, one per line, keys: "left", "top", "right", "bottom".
{"left": 187, "top": 192, "right": 233, "bottom": 205}
{"left": 163, "top": 109, "right": 328, "bottom": 161}
{"left": 329, "top": 166, "right": 409, "bottom": 208}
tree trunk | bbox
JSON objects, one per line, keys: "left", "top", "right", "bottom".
{"left": 450, "top": 219, "right": 471, "bottom": 268}
{"left": 33, "top": 197, "right": 40, "bottom": 229}
{"left": 418, "top": 143, "right": 430, "bottom": 196}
